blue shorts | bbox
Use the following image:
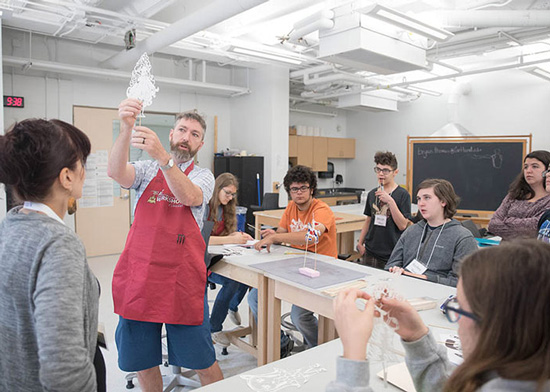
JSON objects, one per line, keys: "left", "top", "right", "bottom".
{"left": 115, "top": 294, "right": 216, "bottom": 372}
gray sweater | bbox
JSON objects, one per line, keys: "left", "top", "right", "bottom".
{"left": 385, "top": 219, "right": 478, "bottom": 287}
{"left": 326, "top": 332, "right": 549, "bottom": 392}
{"left": 0, "top": 207, "right": 99, "bottom": 392}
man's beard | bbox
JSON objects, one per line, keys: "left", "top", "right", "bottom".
{"left": 171, "top": 141, "right": 197, "bottom": 162}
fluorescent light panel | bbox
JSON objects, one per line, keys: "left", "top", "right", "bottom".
{"left": 526, "top": 67, "right": 550, "bottom": 81}
{"left": 232, "top": 47, "right": 302, "bottom": 65}
{"left": 364, "top": 4, "right": 453, "bottom": 42}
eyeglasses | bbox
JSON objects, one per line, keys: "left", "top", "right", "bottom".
{"left": 373, "top": 167, "right": 394, "bottom": 175}
{"left": 222, "top": 188, "right": 237, "bottom": 198}
{"left": 289, "top": 185, "right": 310, "bottom": 194}
{"left": 442, "top": 298, "right": 480, "bottom": 323}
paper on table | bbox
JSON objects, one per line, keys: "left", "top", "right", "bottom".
{"left": 376, "top": 362, "right": 416, "bottom": 392}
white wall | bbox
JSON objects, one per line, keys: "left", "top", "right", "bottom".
{"left": 2, "top": 72, "right": 234, "bottom": 227}
{"left": 346, "top": 69, "right": 550, "bottom": 194}
{"left": 289, "top": 110, "right": 349, "bottom": 189}
{"left": 231, "top": 65, "right": 290, "bottom": 206}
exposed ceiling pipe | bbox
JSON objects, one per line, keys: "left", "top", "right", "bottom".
{"left": 2, "top": 56, "right": 250, "bottom": 96}
{"left": 101, "top": 0, "right": 268, "bottom": 69}
{"left": 289, "top": 64, "right": 334, "bottom": 79}
{"left": 288, "top": 18, "right": 334, "bottom": 42}
{"left": 436, "top": 11, "right": 550, "bottom": 28}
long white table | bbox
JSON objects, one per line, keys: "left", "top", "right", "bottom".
{"left": 208, "top": 244, "right": 456, "bottom": 368}
{"left": 203, "top": 251, "right": 457, "bottom": 391}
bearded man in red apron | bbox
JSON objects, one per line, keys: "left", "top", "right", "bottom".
{"left": 108, "top": 98, "right": 222, "bottom": 390}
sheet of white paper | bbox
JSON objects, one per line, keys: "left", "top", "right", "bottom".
{"left": 376, "top": 362, "right": 416, "bottom": 392}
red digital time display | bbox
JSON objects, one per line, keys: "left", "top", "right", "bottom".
{"left": 3, "top": 96, "right": 25, "bottom": 108}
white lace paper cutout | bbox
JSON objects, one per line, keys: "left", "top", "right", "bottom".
{"left": 367, "top": 278, "right": 405, "bottom": 385}
{"left": 126, "top": 52, "right": 159, "bottom": 113}
{"left": 241, "top": 364, "right": 326, "bottom": 392}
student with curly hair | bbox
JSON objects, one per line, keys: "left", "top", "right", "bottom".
{"left": 357, "top": 151, "right": 411, "bottom": 269}
{"left": 249, "top": 165, "right": 337, "bottom": 352}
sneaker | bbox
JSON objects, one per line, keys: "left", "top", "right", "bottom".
{"left": 228, "top": 310, "right": 241, "bottom": 326}
{"left": 280, "top": 332, "right": 294, "bottom": 358}
{"left": 211, "top": 331, "right": 230, "bottom": 347}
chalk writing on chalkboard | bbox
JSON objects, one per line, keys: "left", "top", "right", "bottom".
{"left": 472, "top": 149, "right": 503, "bottom": 169}
{"left": 417, "top": 146, "right": 483, "bottom": 158}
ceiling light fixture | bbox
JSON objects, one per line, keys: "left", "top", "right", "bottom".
{"left": 358, "top": 3, "right": 453, "bottom": 42}
{"left": 525, "top": 67, "right": 550, "bottom": 82}
{"left": 231, "top": 47, "right": 302, "bottom": 65}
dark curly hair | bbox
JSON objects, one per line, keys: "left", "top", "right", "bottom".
{"left": 374, "top": 151, "right": 398, "bottom": 170}
{"left": 0, "top": 118, "right": 91, "bottom": 203}
{"left": 284, "top": 165, "right": 317, "bottom": 196}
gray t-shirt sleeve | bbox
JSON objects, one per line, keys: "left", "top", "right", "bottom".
{"left": 33, "top": 234, "right": 97, "bottom": 392}
{"left": 325, "top": 357, "right": 374, "bottom": 392}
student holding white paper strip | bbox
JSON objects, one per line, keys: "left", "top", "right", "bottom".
{"left": 327, "top": 239, "right": 550, "bottom": 392}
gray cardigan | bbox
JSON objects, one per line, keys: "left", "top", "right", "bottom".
{"left": 0, "top": 207, "right": 99, "bottom": 392}
{"left": 326, "top": 331, "right": 549, "bottom": 391}
{"left": 385, "top": 219, "right": 478, "bottom": 287}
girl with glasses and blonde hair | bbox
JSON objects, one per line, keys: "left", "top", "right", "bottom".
{"left": 327, "top": 239, "right": 550, "bottom": 392}
{"left": 206, "top": 173, "right": 252, "bottom": 347}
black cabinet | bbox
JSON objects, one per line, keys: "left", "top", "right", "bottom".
{"left": 214, "top": 156, "right": 264, "bottom": 233}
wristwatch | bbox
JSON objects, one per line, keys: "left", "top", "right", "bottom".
{"left": 160, "top": 157, "right": 174, "bottom": 171}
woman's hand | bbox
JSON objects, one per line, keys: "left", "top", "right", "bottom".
{"left": 356, "top": 242, "right": 366, "bottom": 256}
{"left": 334, "top": 288, "right": 375, "bottom": 361}
{"left": 228, "top": 231, "right": 251, "bottom": 244}
{"left": 379, "top": 297, "right": 428, "bottom": 342}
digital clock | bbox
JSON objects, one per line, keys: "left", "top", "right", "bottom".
{"left": 3, "top": 95, "right": 25, "bottom": 108}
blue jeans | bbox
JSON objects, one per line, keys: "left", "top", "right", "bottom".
{"left": 209, "top": 273, "right": 248, "bottom": 333}
{"left": 248, "top": 288, "right": 318, "bottom": 348}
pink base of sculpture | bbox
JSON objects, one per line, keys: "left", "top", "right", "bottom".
{"left": 299, "top": 267, "right": 320, "bottom": 278}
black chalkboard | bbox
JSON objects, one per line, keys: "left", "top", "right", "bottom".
{"left": 408, "top": 139, "right": 528, "bottom": 212}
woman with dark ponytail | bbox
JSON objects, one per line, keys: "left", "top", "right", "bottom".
{"left": 0, "top": 119, "right": 104, "bottom": 391}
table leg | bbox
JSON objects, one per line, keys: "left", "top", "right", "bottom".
{"left": 318, "top": 316, "right": 337, "bottom": 345}
{"left": 255, "top": 215, "right": 261, "bottom": 240}
{"left": 256, "top": 275, "right": 268, "bottom": 366}
{"left": 266, "top": 278, "right": 281, "bottom": 363}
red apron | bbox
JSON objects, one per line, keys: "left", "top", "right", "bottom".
{"left": 112, "top": 163, "right": 206, "bottom": 325}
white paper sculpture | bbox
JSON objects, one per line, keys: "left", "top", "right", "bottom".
{"left": 241, "top": 364, "right": 326, "bottom": 392}
{"left": 126, "top": 52, "right": 159, "bottom": 117}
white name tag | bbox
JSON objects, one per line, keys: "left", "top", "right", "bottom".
{"left": 374, "top": 214, "right": 387, "bottom": 227}
{"left": 406, "top": 259, "right": 427, "bottom": 275}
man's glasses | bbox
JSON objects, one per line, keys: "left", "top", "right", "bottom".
{"left": 373, "top": 167, "right": 394, "bottom": 175}
{"left": 222, "top": 188, "right": 237, "bottom": 198}
{"left": 442, "top": 297, "right": 480, "bottom": 323}
{"left": 289, "top": 185, "right": 310, "bottom": 194}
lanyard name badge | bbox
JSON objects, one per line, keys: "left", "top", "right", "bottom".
{"left": 23, "top": 201, "right": 66, "bottom": 225}
{"left": 374, "top": 184, "right": 390, "bottom": 227}
{"left": 406, "top": 222, "right": 446, "bottom": 275}
{"left": 374, "top": 214, "right": 387, "bottom": 227}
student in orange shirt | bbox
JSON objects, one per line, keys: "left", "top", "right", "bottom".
{"left": 251, "top": 165, "right": 337, "bottom": 350}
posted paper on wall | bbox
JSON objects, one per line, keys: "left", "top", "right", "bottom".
{"left": 80, "top": 150, "right": 114, "bottom": 208}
